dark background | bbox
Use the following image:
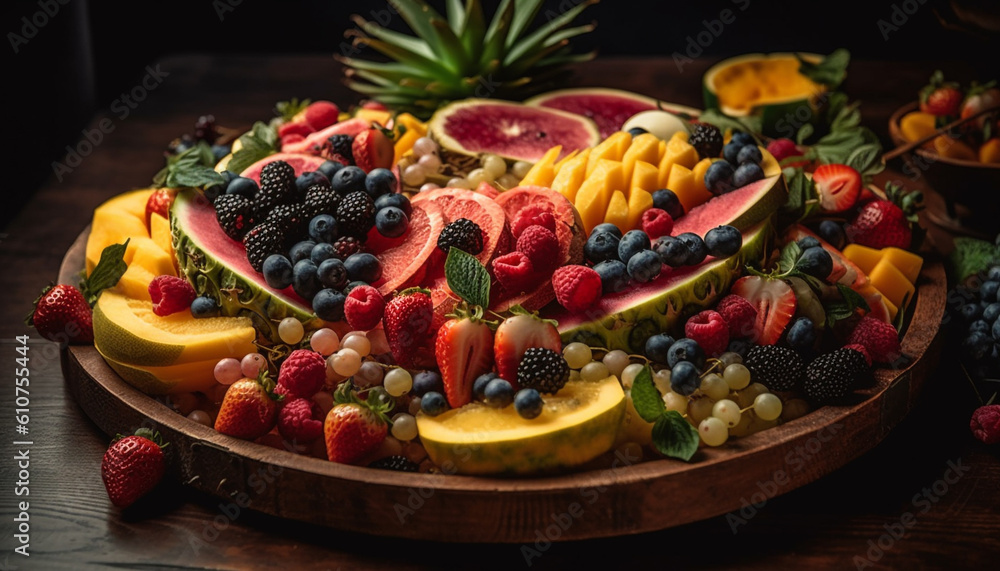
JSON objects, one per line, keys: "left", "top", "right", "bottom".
{"left": 3, "top": 0, "right": 998, "bottom": 228}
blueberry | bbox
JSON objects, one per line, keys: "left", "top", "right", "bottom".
{"left": 787, "top": 317, "right": 816, "bottom": 350}
{"left": 994, "top": 319, "right": 1000, "bottom": 341}
{"left": 204, "top": 183, "right": 224, "bottom": 203}
{"left": 331, "top": 166, "right": 367, "bottom": 194}
{"left": 981, "top": 281, "right": 1000, "bottom": 303}
{"left": 645, "top": 333, "right": 676, "bottom": 364}
{"left": 289, "top": 240, "right": 316, "bottom": 264}
{"left": 626, "top": 249, "right": 662, "bottom": 283}
{"left": 727, "top": 339, "right": 750, "bottom": 357}
{"left": 374, "top": 192, "right": 412, "bottom": 218}
{"left": 312, "top": 288, "right": 346, "bottom": 321}
{"left": 705, "top": 160, "right": 736, "bottom": 195}
{"left": 220, "top": 170, "right": 238, "bottom": 186}
{"left": 722, "top": 142, "right": 744, "bottom": 165}
{"left": 652, "top": 189, "right": 685, "bottom": 220}
{"left": 736, "top": 144, "right": 763, "bottom": 165}
{"left": 365, "top": 168, "right": 397, "bottom": 198}
{"left": 344, "top": 252, "right": 382, "bottom": 283}
{"left": 618, "top": 230, "right": 651, "bottom": 263}
{"left": 732, "top": 162, "right": 764, "bottom": 188}
{"left": 585, "top": 232, "right": 621, "bottom": 265}
{"left": 514, "top": 388, "right": 544, "bottom": 419}
{"left": 262, "top": 254, "right": 294, "bottom": 289}
{"left": 969, "top": 320, "right": 992, "bottom": 335}
{"left": 797, "top": 237, "right": 821, "bottom": 250}
{"left": 211, "top": 144, "right": 230, "bottom": 161}
{"left": 667, "top": 337, "right": 705, "bottom": 369}
{"left": 343, "top": 281, "right": 368, "bottom": 295}
{"left": 318, "top": 160, "right": 345, "bottom": 180}
{"left": 798, "top": 247, "right": 833, "bottom": 279}
{"left": 670, "top": 361, "right": 700, "bottom": 396}
{"left": 308, "top": 214, "right": 338, "bottom": 243}
{"left": 295, "top": 171, "right": 330, "bottom": 196}
{"left": 984, "top": 303, "right": 1000, "bottom": 324}
{"left": 592, "top": 223, "right": 623, "bottom": 239}
{"left": 484, "top": 378, "right": 515, "bottom": 408}
{"left": 653, "top": 235, "right": 689, "bottom": 267}
{"left": 226, "top": 176, "right": 258, "bottom": 199}
{"left": 310, "top": 242, "right": 337, "bottom": 265}
{"left": 704, "top": 225, "right": 742, "bottom": 258}
{"left": 817, "top": 220, "right": 847, "bottom": 250}
{"left": 963, "top": 331, "right": 992, "bottom": 360}
{"left": 472, "top": 372, "right": 499, "bottom": 401}
{"left": 412, "top": 371, "right": 444, "bottom": 397}
{"left": 421, "top": 391, "right": 449, "bottom": 416}
{"left": 317, "top": 258, "right": 348, "bottom": 290}
{"left": 988, "top": 266, "right": 1000, "bottom": 282}
{"left": 190, "top": 296, "right": 219, "bottom": 318}
{"left": 731, "top": 131, "right": 755, "bottom": 146}
{"left": 961, "top": 303, "right": 984, "bottom": 323}
{"left": 375, "top": 206, "right": 408, "bottom": 238}
{"left": 626, "top": 127, "right": 648, "bottom": 137}
{"left": 292, "top": 259, "right": 321, "bottom": 300}
{"left": 593, "top": 259, "right": 630, "bottom": 294}
{"left": 677, "top": 233, "right": 708, "bottom": 266}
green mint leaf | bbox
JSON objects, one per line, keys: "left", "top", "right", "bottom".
{"left": 696, "top": 109, "right": 762, "bottom": 138}
{"left": 226, "top": 122, "right": 278, "bottom": 174}
{"left": 795, "top": 123, "right": 815, "bottom": 145}
{"left": 444, "top": 248, "right": 490, "bottom": 308}
{"left": 837, "top": 283, "right": 870, "bottom": 314}
{"left": 167, "top": 165, "right": 224, "bottom": 189}
{"left": 155, "top": 142, "right": 225, "bottom": 189}
{"left": 846, "top": 144, "right": 885, "bottom": 179}
{"left": 948, "top": 237, "right": 1000, "bottom": 282}
{"left": 779, "top": 168, "right": 819, "bottom": 226}
{"left": 651, "top": 411, "right": 700, "bottom": 462}
{"left": 824, "top": 301, "right": 855, "bottom": 325}
{"left": 797, "top": 49, "right": 850, "bottom": 88}
{"left": 630, "top": 365, "right": 665, "bottom": 423}
{"left": 779, "top": 241, "right": 803, "bottom": 274}
{"left": 275, "top": 98, "right": 311, "bottom": 123}
{"left": 249, "top": 121, "right": 278, "bottom": 148}
{"left": 81, "top": 239, "right": 130, "bottom": 305}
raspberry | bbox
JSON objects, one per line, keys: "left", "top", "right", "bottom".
{"left": 516, "top": 225, "right": 560, "bottom": 275}
{"left": 641, "top": 208, "right": 674, "bottom": 239}
{"left": 847, "top": 315, "right": 902, "bottom": 364}
{"left": 843, "top": 343, "right": 872, "bottom": 366}
{"left": 511, "top": 205, "right": 556, "bottom": 238}
{"left": 148, "top": 275, "right": 197, "bottom": 317}
{"left": 277, "top": 349, "right": 327, "bottom": 398}
{"left": 344, "top": 285, "right": 386, "bottom": 331}
{"left": 492, "top": 251, "right": 537, "bottom": 293}
{"left": 766, "top": 138, "right": 800, "bottom": 162}
{"left": 551, "top": 265, "right": 602, "bottom": 313}
{"left": 716, "top": 294, "right": 758, "bottom": 339}
{"left": 303, "top": 101, "right": 340, "bottom": 131}
{"left": 684, "top": 310, "right": 730, "bottom": 357}
{"left": 970, "top": 405, "right": 1000, "bottom": 445}
{"left": 277, "top": 397, "right": 324, "bottom": 443}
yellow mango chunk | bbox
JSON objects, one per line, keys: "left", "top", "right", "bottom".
{"left": 621, "top": 134, "right": 661, "bottom": 189}
{"left": 880, "top": 247, "right": 923, "bottom": 284}
{"left": 131, "top": 237, "right": 177, "bottom": 278}
{"left": 551, "top": 149, "right": 590, "bottom": 201}
{"left": 869, "top": 258, "right": 915, "bottom": 309}
{"left": 759, "top": 147, "right": 782, "bottom": 177}
{"left": 86, "top": 208, "right": 148, "bottom": 274}
{"left": 587, "top": 132, "right": 632, "bottom": 176}
{"left": 575, "top": 160, "right": 624, "bottom": 234}
{"left": 670, "top": 131, "right": 689, "bottom": 144}
{"left": 665, "top": 137, "right": 700, "bottom": 170}
{"left": 842, "top": 244, "right": 882, "bottom": 276}
{"left": 115, "top": 264, "right": 156, "bottom": 301}
{"left": 626, "top": 188, "right": 654, "bottom": 231}
{"left": 553, "top": 149, "right": 579, "bottom": 174}
{"left": 899, "top": 111, "right": 936, "bottom": 144}
{"left": 980, "top": 138, "right": 1000, "bottom": 164}
{"left": 149, "top": 214, "right": 177, "bottom": 273}
{"left": 667, "top": 164, "right": 706, "bottom": 213}
{"left": 657, "top": 140, "right": 667, "bottom": 162}
{"left": 519, "top": 145, "right": 562, "bottom": 187}
{"left": 690, "top": 159, "right": 715, "bottom": 204}
{"left": 933, "top": 136, "right": 977, "bottom": 162}
{"left": 355, "top": 108, "right": 393, "bottom": 125}
{"left": 604, "top": 190, "right": 629, "bottom": 231}
{"left": 630, "top": 161, "right": 660, "bottom": 194}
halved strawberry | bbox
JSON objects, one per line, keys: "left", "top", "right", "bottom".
{"left": 730, "top": 276, "right": 797, "bottom": 346}
{"left": 352, "top": 128, "right": 395, "bottom": 172}
{"left": 436, "top": 309, "right": 495, "bottom": 408}
{"left": 812, "top": 164, "right": 861, "bottom": 214}
{"left": 494, "top": 308, "right": 561, "bottom": 389}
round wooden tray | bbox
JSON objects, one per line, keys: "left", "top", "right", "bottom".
{"left": 59, "top": 229, "right": 946, "bottom": 542}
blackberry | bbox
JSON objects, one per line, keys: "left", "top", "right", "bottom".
{"left": 517, "top": 348, "right": 570, "bottom": 394}
{"left": 255, "top": 161, "right": 297, "bottom": 219}
{"left": 331, "top": 236, "right": 363, "bottom": 260}
{"left": 743, "top": 345, "right": 804, "bottom": 391}
{"left": 304, "top": 184, "right": 340, "bottom": 217}
{"left": 266, "top": 203, "right": 310, "bottom": 240}
{"left": 327, "top": 134, "right": 355, "bottom": 165}
{"left": 368, "top": 455, "right": 419, "bottom": 472}
{"left": 336, "top": 191, "right": 376, "bottom": 238}
{"left": 803, "top": 348, "right": 868, "bottom": 404}
{"left": 243, "top": 221, "right": 287, "bottom": 273}
{"left": 259, "top": 160, "right": 295, "bottom": 190}
{"left": 689, "top": 123, "right": 724, "bottom": 159}
{"left": 437, "top": 218, "right": 484, "bottom": 255}
{"left": 214, "top": 193, "right": 255, "bottom": 240}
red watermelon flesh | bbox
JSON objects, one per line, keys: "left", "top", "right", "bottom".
{"left": 530, "top": 89, "right": 659, "bottom": 139}
{"left": 371, "top": 201, "right": 445, "bottom": 297}
{"left": 671, "top": 175, "right": 786, "bottom": 236}
{"left": 239, "top": 153, "right": 327, "bottom": 184}
{"left": 281, "top": 117, "right": 372, "bottom": 155}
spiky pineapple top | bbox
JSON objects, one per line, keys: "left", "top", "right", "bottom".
{"left": 337, "top": 0, "right": 598, "bottom": 119}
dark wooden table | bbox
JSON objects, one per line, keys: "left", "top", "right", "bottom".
{"left": 2, "top": 55, "right": 998, "bottom": 570}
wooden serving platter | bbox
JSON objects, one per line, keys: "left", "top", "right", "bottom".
{"left": 59, "top": 228, "right": 946, "bottom": 542}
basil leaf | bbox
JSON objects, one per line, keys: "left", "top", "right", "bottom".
{"left": 444, "top": 248, "right": 490, "bottom": 308}
{"left": 651, "top": 411, "right": 700, "bottom": 462}
{"left": 82, "top": 240, "right": 130, "bottom": 305}
{"left": 630, "top": 365, "right": 665, "bottom": 423}
{"left": 797, "top": 49, "right": 850, "bottom": 88}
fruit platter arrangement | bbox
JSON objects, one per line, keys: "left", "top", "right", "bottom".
{"left": 42, "top": 1, "right": 948, "bottom": 541}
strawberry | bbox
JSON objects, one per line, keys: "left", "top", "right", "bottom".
{"left": 960, "top": 84, "right": 1000, "bottom": 129}
{"left": 352, "top": 127, "right": 395, "bottom": 172}
{"left": 303, "top": 100, "right": 340, "bottom": 131}
{"left": 919, "top": 71, "right": 963, "bottom": 117}
{"left": 144, "top": 188, "right": 176, "bottom": 229}
{"left": 845, "top": 183, "right": 923, "bottom": 249}
{"left": 324, "top": 382, "right": 391, "bottom": 464}
{"left": 28, "top": 284, "right": 93, "bottom": 344}
{"left": 101, "top": 428, "right": 167, "bottom": 508}
{"left": 436, "top": 305, "right": 495, "bottom": 408}
{"left": 812, "top": 164, "right": 861, "bottom": 213}
{"left": 730, "top": 276, "right": 797, "bottom": 346}
{"left": 382, "top": 288, "right": 434, "bottom": 368}
{"left": 494, "top": 307, "right": 562, "bottom": 388}
{"left": 214, "top": 373, "right": 283, "bottom": 440}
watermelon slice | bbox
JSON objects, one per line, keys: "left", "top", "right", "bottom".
{"left": 239, "top": 153, "right": 327, "bottom": 184}
{"left": 672, "top": 174, "right": 787, "bottom": 235}
{"left": 280, "top": 117, "right": 372, "bottom": 155}
{"left": 526, "top": 88, "right": 700, "bottom": 139}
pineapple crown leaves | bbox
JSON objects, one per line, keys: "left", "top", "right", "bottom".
{"left": 337, "top": 0, "right": 599, "bottom": 118}
{"left": 333, "top": 381, "right": 393, "bottom": 425}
